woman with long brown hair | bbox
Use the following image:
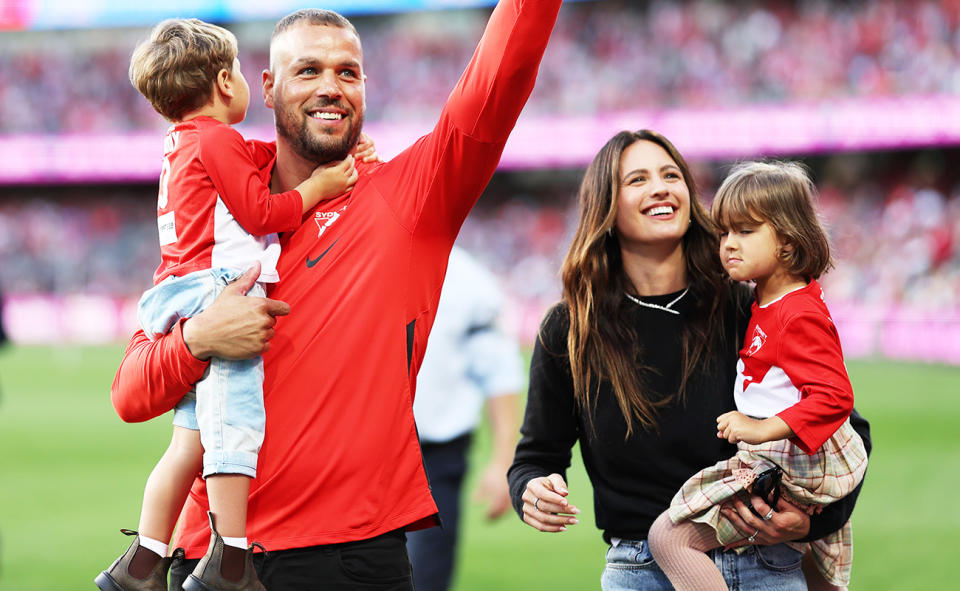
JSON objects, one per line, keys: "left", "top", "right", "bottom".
{"left": 507, "top": 130, "right": 870, "bottom": 590}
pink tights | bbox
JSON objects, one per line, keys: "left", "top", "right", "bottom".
{"left": 648, "top": 511, "right": 728, "bottom": 591}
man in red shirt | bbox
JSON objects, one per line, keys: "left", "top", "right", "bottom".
{"left": 110, "top": 2, "right": 562, "bottom": 589}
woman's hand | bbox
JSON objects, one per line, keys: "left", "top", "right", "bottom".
{"left": 721, "top": 493, "right": 810, "bottom": 549}
{"left": 521, "top": 473, "right": 581, "bottom": 532}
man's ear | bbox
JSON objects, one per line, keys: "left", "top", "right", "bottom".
{"left": 216, "top": 68, "right": 235, "bottom": 100}
{"left": 262, "top": 69, "right": 275, "bottom": 109}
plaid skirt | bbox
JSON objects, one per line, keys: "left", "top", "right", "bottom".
{"left": 667, "top": 419, "right": 868, "bottom": 586}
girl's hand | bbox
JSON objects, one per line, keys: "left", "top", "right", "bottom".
{"left": 717, "top": 411, "right": 792, "bottom": 445}
{"left": 314, "top": 155, "right": 358, "bottom": 195}
{"left": 298, "top": 156, "right": 358, "bottom": 212}
{"left": 352, "top": 132, "right": 382, "bottom": 163}
{"left": 717, "top": 411, "right": 763, "bottom": 444}
{"left": 521, "top": 473, "right": 581, "bottom": 533}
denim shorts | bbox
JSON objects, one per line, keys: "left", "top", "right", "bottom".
{"left": 601, "top": 538, "right": 805, "bottom": 591}
{"left": 138, "top": 267, "right": 266, "bottom": 478}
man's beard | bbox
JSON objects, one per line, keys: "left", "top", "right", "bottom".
{"left": 276, "top": 99, "right": 363, "bottom": 165}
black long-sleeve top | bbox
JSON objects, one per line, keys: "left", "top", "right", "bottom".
{"left": 508, "top": 287, "right": 871, "bottom": 543}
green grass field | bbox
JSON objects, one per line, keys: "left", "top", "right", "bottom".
{"left": 0, "top": 344, "right": 956, "bottom": 590}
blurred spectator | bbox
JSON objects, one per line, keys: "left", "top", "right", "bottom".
{"left": 1, "top": 151, "right": 958, "bottom": 343}
{"left": 0, "top": 188, "right": 157, "bottom": 297}
{"left": 0, "top": 284, "right": 7, "bottom": 347}
{"left": 4, "top": 0, "right": 960, "bottom": 133}
{"left": 2, "top": 1, "right": 958, "bottom": 358}
{"left": 406, "top": 246, "right": 525, "bottom": 591}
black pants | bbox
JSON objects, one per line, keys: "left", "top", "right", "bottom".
{"left": 169, "top": 528, "right": 414, "bottom": 591}
{"left": 405, "top": 434, "right": 472, "bottom": 591}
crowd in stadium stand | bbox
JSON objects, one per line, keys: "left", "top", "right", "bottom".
{"left": 0, "top": 190, "right": 157, "bottom": 296}
{"left": 2, "top": 0, "right": 959, "bottom": 345}
{"left": 2, "top": 0, "right": 960, "bottom": 134}
{"left": 2, "top": 151, "right": 958, "bottom": 321}
{"left": 456, "top": 152, "right": 960, "bottom": 317}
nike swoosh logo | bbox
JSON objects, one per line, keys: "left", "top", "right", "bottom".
{"left": 306, "top": 238, "right": 339, "bottom": 268}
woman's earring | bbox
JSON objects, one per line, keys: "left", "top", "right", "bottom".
{"left": 607, "top": 227, "right": 614, "bottom": 236}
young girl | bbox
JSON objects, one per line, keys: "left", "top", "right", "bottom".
{"left": 647, "top": 161, "right": 868, "bottom": 591}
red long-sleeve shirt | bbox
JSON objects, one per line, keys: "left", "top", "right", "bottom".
{"left": 735, "top": 280, "right": 855, "bottom": 454}
{"left": 112, "top": 0, "right": 561, "bottom": 558}
{"left": 153, "top": 116, "right": 303, "bottom": 284}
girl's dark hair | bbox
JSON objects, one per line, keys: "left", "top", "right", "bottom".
{"left": 712, "top": 161, "right": 833, "bottom": 279}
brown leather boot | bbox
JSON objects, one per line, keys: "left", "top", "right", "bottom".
{"left": 95, "top": 529, "right": 183, "bottom": 591}
{"left": 182, "top": 512, "right": 266, "bottom": 591}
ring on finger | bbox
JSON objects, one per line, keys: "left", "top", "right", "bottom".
{"left": 747, "top": 529, "right": 759, "bottom": 543}
{"left": 763, "top": 509, "right": 774, "bottom": 521}
{"left": 534, "top": 497, "right": 540, "bottom": 511}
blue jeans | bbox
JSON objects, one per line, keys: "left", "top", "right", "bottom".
{"left": 601, "top": 538, "right": 805, "bottom": 591}
{"left": 138, "top": 267, "right": 266, "bottom": 478}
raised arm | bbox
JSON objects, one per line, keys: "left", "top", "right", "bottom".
{"left": 374, "top": 0, "right": 562, "bottom": 241}
{"left": 444, "top": 0, "right": 562, "bottom": 145}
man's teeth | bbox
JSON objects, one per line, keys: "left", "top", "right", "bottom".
{"left": 310, "top": 112, "right": 343, "bottom": 120}
{"left": 647, "top": 206, "right": 674, "bottom": 216}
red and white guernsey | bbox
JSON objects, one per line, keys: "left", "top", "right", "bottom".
{"left": 153, "top": 116, "right": 302, "bottom": 285}
{"left": 735, "top": 280, "right": 854, "bottom": 454}
{"left": 111, "top": 0, "right": 562, "bottom": 559}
